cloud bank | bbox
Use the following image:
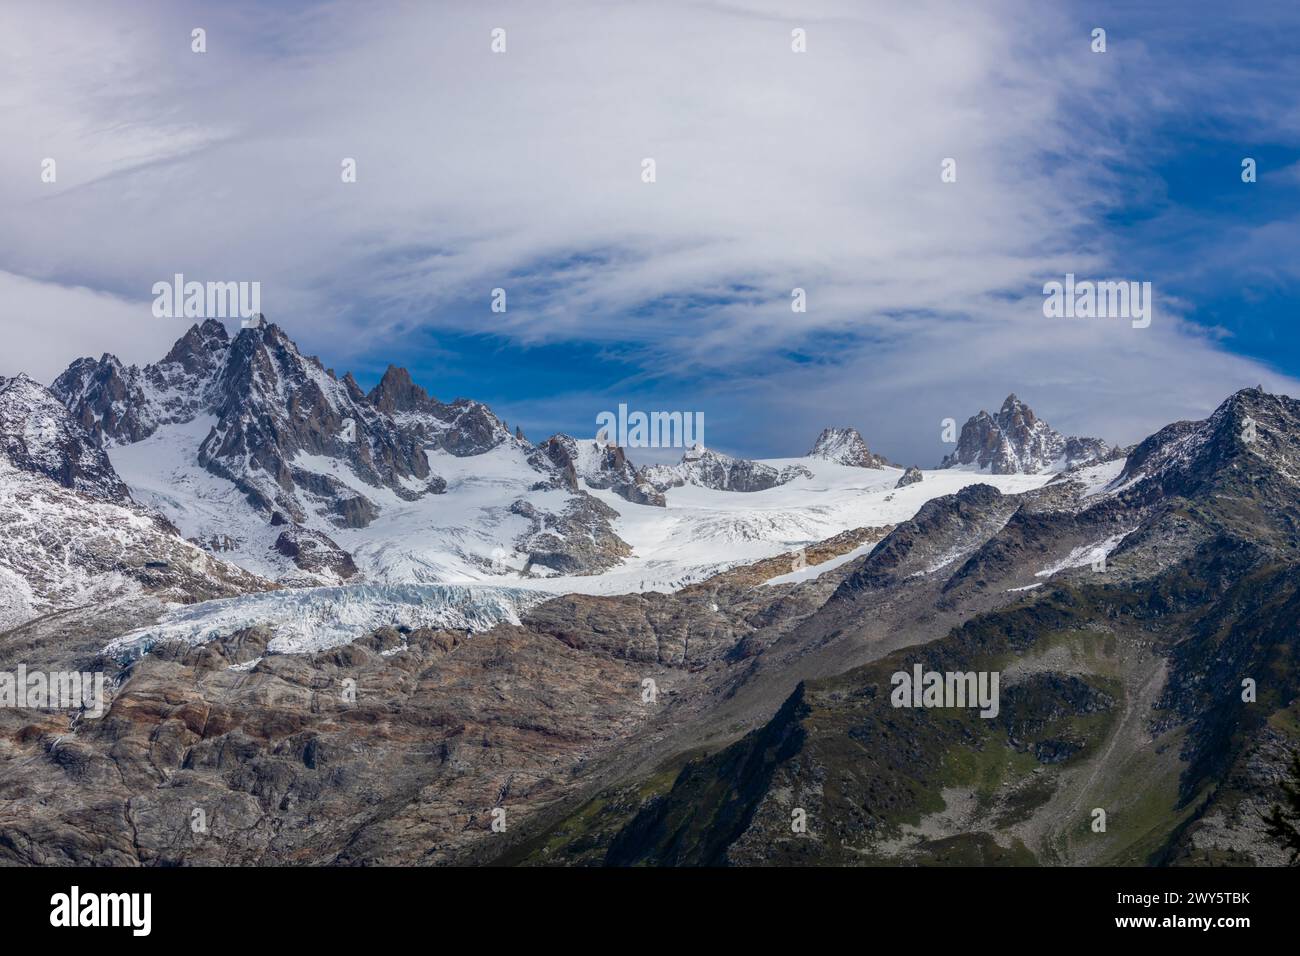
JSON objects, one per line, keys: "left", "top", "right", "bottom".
{"left": 1, "top": 0, "right": 1296, "bottom": 463}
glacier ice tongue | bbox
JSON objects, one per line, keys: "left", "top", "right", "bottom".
{"left": 104, "top": 583, "right": 551, "bottom": 657}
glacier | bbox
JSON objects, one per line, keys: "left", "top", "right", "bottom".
{"left": 104, "top": 583, "right": 551, "bottom": 657}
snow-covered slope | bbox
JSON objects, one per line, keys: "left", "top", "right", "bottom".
{"left": 1, "top": 373, "right": 130, "bottom": 502}
{"left": 56, "top": 320, "right": 635, "bottom": 582}
{"left": 0, "top": 377, "right": 269, "bottom": 631}
{"left": 108, "top": 421, "right": 627, "bottom": 586}
{"left": 109, "top": 422, "right": 1055, "bottom": 599}
{"left": 0, "top": 455, "right": 265, "bottom": 631}
{"left": 87, "top": 454, "right": 1055, "bottom": 655}
{"left": 560, "top": 459, "right": 1053, "bottom": 593}
{"left": 24, "top": 321, "right": 1099, "bottom": 654}
{"left": 355, "top": 456, "right": 1049, "bottom": 594}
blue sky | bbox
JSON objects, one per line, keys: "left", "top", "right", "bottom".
{"left": 1076, "top": 1, "right": 1300, "bottom": 380}
{"left": 2, "top": 0, "right": 1299, "bottom": 466}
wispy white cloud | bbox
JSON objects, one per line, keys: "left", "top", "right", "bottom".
{"left": 0, "top": 270, "right": 179, "bottom": 381}
{"left": 1, "top": 0, "right": 1296, "bottom": 463}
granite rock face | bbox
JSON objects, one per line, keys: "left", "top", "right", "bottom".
{"left": 55, "top": 321, "right": 438, "bottom": 529}
{"left": 939, "top": 394, "right": 1108, "bottom": 474}
{"left": 539, "top": 434, "right": 666, "bottom": 507}
{"left": 272, "top": 528, "right": 359, "bottom": 582}
{"left": 895, "top": 466, "right": 923, "bottom": 488}
{"left": 368, "top": 364, "right": 514, "bottom": 458}
{"left": 807, "top": 427, "right": 894, "bottom": 468}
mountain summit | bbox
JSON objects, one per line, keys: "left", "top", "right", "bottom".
{"left": 54, "top": 320, "right": 440, "bottom": 530}
{"left": 939, "top": 393, "right": 1109, "bottom": 474}
{"left": 807, "top": 427, "right": 894, "bottom": 468}
{"left": 0, "top": 373, "right": 131, "bottom": 503}
{"left": 641, "top": 445, "right": 813, "bottom": 492}
{"left": 0, "top": 373, "right": 266, "bottom": 629}
{"left": 45, "top": 319, "right": 639, "bottom": 584}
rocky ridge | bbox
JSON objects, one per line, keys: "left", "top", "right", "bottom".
{"left": 807, "top": 426, "right": 894, "bottom": 468}
{"left": 49, "top": 320, "right": 650, "bottom": 585}
{"left": 940, "top": 394, "right": 1109, "bottom": 474}
{"left": 642, "top": 445, "right": 813, "bottom": 493}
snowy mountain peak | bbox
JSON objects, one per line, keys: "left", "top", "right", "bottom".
{"left": 162, "top": 318, "right": 230, "bottom": 372}
{"left": 52, "top": 320, "right": 237, "bottom": 446}
{"left": 0, "top": 370, "right": 278, "bottom": 631}
{"left": 940, "top": 393, "right": 1108, "bottom": 474}
{"left": 642, "top": 446, "right": 812, "bottom": 493}
{"left": 807, "top": 426, "right": 893, "bottom": 468}
{"left": 998, "top": 392, "right": 1035, "bottom": 422}
{"left": 1114, "top": 386, "right": 1300, "bottom": 500}
{"left": 539, "top": 433, "right": 665, "bottom": 506}
{"left": 367, "top": 364, "right": 435, "bottom": 413}
{"left": 37, "top": 321, "right": 651, "bottom": 588}
{"left": 0, "top": 373, "right": 131, "bottom": 503}
{"left": 681, "top": 442, "right": 708, "bottom": 462}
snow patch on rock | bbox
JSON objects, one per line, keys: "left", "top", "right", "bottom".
{"left": 1035, "top": 529, "right": 1136, "bottom": 578}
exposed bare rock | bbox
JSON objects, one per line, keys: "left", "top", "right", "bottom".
{"left": 539, "top": 434, "right": 665, "bottom": 506}
{"left": 54, "top": 322, "right": 441, "bottom": 531}
{"left": 53, "top": 319, "right": 231, "bottom": 446}
{"left": 511, "top": 495, "right": 631, "bottom": 575}
{"left": 272, "top": 529, "right": 358, "bottom": 583}
{"left": 0, "top": 523, "right": 883, "bottom": 866}
{"left": 642, "top": 446, "right": 812, "bottom": 493}
{"left": 367, "top": 364, "right": 514, "bottom": 457}
{"left": 199, "top": 323, "right": 435, "bottom": 526}
{"left": 939, "top": 394, "right": 1108, "bottom": 474}
{"left": 0, "top": 621, "right": 654, "bottom": 865}
{"left": 1, "top": 375, "right": 131, "bottom": 504}
{"left": 895, "top": 466, "right": 923, "bottom": 488}
{"left": 807, "top": 426, "right": 894, "bottom": 468}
